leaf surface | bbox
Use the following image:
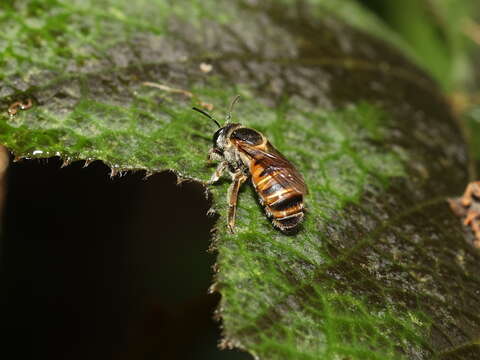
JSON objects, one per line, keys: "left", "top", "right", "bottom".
{"left": 0, "top": 1, "right": 479, "bottom": 359}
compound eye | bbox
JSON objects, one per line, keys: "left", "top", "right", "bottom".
{"left": 212, "top": 128, "right": 223, "bottom": 146}
{"left": 231, "top": 127, "right": 263, "bottom": 145}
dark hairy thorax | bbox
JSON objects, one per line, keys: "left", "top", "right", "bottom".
{"left": 230, "top": 127, "right": 264, "bottom": 146}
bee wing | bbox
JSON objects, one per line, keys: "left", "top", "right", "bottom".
{"left": 237, "top": 141, "right": 308, "bottom": 194}
{"left": 267, "top": 145, "right": 308, "bottom": 194}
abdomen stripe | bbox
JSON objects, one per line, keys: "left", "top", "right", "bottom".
{"left": 261, "top": 183, "right": 283, "bottom": 197}
{"left": 270, "top": 194, "right": 303, "bottom": 212}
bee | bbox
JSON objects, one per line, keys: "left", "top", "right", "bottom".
{"left": 193, "top": 96, "right": 307, "bottom": 233}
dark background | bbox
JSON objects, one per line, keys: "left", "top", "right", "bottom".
{"left": 0, "top": 158, "right": 248, "bottom": 360}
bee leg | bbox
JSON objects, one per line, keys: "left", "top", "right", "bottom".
{"left": 207, "top": 148, "right": 223, "bottom": 163}
{"left": 207, "top": 161, "right": 228, "bottom": 185}
{"left": 227, "top": 172, "right": 247, "bottom": 233}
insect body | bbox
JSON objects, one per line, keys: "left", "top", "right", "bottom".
{"left": 193, "top": 98, "right": 307, "bottom": 233}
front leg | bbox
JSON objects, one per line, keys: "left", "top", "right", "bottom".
{"left": 227, "top": 172, "right": 248, "bottom": 233}
{"left": 208, "top": 161, "right": 228, "bottom": 185}
{"left": 207, "top": 148, "right": 223, "bottom": 164}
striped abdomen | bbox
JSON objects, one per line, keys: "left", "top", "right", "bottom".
{"left": 251, "top": 163, "right": 305, "bottom": 232}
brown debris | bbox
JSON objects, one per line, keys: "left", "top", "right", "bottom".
{"left": 142, "top": 82, "right": 214, "bottom": 111}
{"left": 7, "top": 98, "right": 33, "bottom": 116}
{"left": 142, "top": 82, "right": 193, "bottom": 97}
{"left": 448, "top": 181, "right": 480, "bottom": 248}
{"left": 0, "top": 145, "right": 9, "bottom": 219}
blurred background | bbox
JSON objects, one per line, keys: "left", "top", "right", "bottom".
{"left": 1, "top": 1, "right": 480, "bottom": 359}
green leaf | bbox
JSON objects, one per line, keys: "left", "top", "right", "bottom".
{"left": 1, "top": 1, "right": 479, "bottom": 359}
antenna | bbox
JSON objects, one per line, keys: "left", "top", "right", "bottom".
{"left": 226, "top": 95, "right": 240, "bottom": 123}
{"left": 192, "top": 107, "right": 221, "bottom": 128}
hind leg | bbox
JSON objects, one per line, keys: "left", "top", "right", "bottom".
{"left": 227, "top": 172, "right": 248, "bottom": 233}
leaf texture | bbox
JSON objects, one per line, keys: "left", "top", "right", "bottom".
{"left": 0, "top": 1, "right": 478, "bottom": 359}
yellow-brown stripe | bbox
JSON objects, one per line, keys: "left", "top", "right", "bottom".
{"left": 251, "top": 164, "right": 304, "bottom": 231}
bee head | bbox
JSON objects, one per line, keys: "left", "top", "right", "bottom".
{"left": 212, "top": 127, "right": 224, "bottom": 148}
{"left": 192, "top": 95, "right": 242, "bottom": 154}
{"left": 212, "top": 123, "right": 240, "bottom": 152}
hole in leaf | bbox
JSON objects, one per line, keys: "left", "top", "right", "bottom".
{"left": 0, "top": 157, "right": 250, "bottom": 360}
